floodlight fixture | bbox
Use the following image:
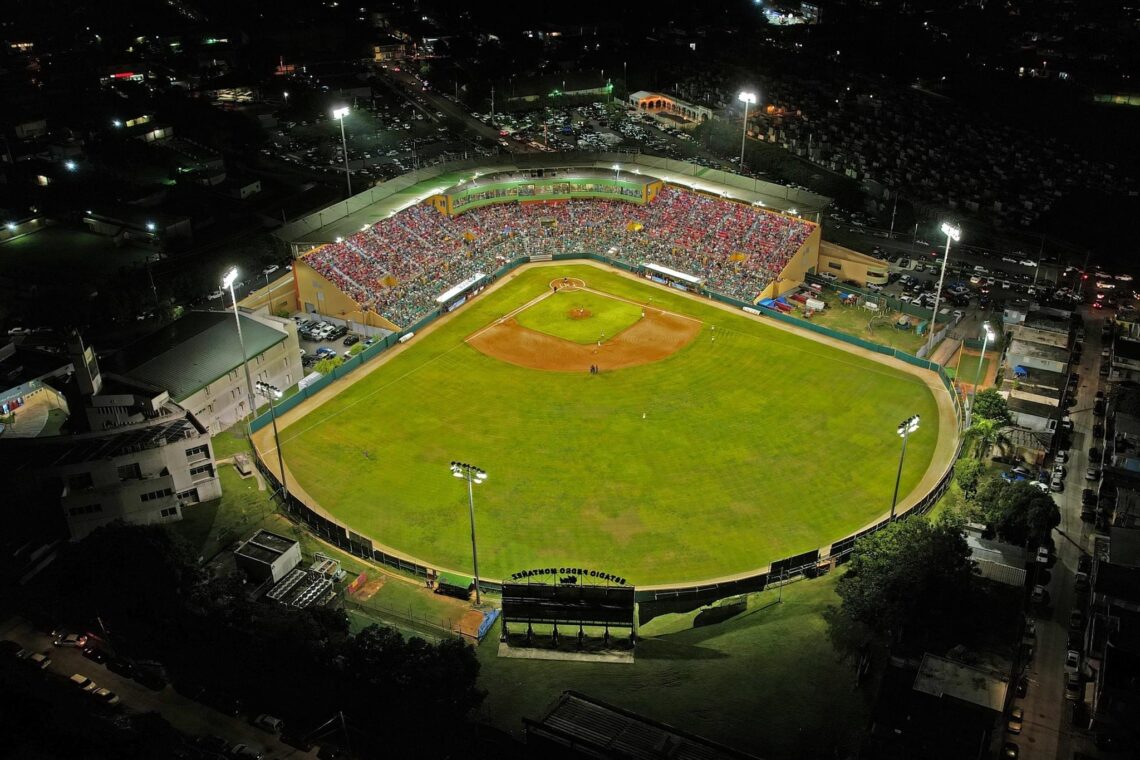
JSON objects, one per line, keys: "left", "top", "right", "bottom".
{"left": 332, "top": 106, "right": 350, "bottom": 120}
{"left": 940, "top": 221, "right": 961, "bottom": 242}
{"left": 221, "top": 267, "right": 238, "bottom": 289}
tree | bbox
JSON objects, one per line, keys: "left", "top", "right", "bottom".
{"left": 966, "top": 416, "right": 1007, "bottom": 459}
{"left": 826, "top": 515, "right": 976, "bottom": 659}
{"left": 314, "top": 356, "right": 344, "bottom": 375}
{"left": 954, "top": 458, "right": 986, "bottom": 499}
{"left": 971, "top": 388, "right": 1011, "bottom": 424}
{"left": 974, "top": 479, "right": 1060, "bottom": 548}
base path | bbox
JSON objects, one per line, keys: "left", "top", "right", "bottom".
{"left": 467, "top": 308, "right": 701, "bottom": 372}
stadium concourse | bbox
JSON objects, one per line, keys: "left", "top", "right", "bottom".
{"left": 303, "top": 186, "right": 814, "bottom": 327}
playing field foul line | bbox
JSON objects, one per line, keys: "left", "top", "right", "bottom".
{"left": 578, "top": 286, "right": 703, "bottom": 325}
{"left": 465, "top": 289, "right": 556, "bottom": 343}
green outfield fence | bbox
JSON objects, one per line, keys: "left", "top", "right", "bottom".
{"left": 249, "top": 255, "right": 964, "bottom": 614}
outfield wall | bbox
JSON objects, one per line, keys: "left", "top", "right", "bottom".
{"left": 247, "top": 255, "right": 963, "bottom": 610}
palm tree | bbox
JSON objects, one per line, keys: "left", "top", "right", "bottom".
{"left": 966, "top": 417, "right": 1006, "bottom": 459}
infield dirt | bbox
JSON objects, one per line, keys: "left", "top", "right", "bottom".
{"left": 466, "top": 307, "right": 702, "bottom": 372}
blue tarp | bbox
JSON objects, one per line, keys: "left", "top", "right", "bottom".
{"left": 1014, "top": 365, "right": 1029, "bottom": 378}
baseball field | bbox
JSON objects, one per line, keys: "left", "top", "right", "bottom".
{"left": 276, "top": 263, "right": 945, "bottom": 585}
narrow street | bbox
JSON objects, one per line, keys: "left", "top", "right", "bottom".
{"left": 0, "top": 617, "right": 317, "bottom": 757}
{"left": 1016, "top": 305, "right": 1102, "bottom": 760}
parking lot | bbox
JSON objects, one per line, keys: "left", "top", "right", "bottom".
{"left": 296, "top": 315, "right": 388, "bottom": 372}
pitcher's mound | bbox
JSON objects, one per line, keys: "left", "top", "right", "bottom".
{"left": 569, "top": 308, "right": 592, "bottom": 320}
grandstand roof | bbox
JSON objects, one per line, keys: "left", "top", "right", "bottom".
{"left": 117, "top": 311, "right": 286, "bottom": 402}
{"left": 280, "top": 153, "right": 830, "bottom": 247}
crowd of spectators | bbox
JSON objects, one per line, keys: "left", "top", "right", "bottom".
{"left": 305, "top": 186, "right": 814, "bottom": 325}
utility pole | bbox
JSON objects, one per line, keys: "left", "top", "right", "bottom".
{"left": 490, "top": 85, "right": 495, "bottom": 126}
{"left": 889, "top": 192, "right": 899, "bottom": 239}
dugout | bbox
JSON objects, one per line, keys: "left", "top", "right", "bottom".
{"left": 502, "top": 580, "right": 635, "bottom": 647}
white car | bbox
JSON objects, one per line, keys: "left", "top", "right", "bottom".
{"left": 1036, "top": 546, "right": 1050, "bottom": 564}
{"left": 1020, "top": 259, "right": 1037, "bottom": 267}
{"left": 1032, "top": 481, "right": 1051, "bottom": 494}
{"left": 206, "top": 289, "right": 224, "bottom": 301}
{"left": 262, "top": 264, "right": 279, "bottom": 276}
{"left": 70, "top": 674, "right": 97, "bottom": 692}
{"left": 91, "top": 687, "right": 120, "bottom": 705}
{"left": 1065, "top": 650, "right": 1080, "bottom": 672}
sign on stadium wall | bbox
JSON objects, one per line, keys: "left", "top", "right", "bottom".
{"left": 509, "top": 567, "right": 628, "bottom": 586}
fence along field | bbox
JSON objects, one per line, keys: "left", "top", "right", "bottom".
{"left": 269, "top": 264, "right": 944, "bottom": 587}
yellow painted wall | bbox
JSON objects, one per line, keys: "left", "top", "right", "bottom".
{"left": 645, "top": 179, "right": 663, "bottom": 204}
{"left": 817, "top": 242, "right": 890, "bottom": 286}
{"left": 757, "top": 221, "right": 821, "bottom": 301}
{"left": 293, "top": 257, "right": 400, "bottom": 331}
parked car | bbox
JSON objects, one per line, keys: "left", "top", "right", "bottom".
{"left": 1082, "top": 489, "right": 1098, "bottom": 506}
{"left": 253, "top": 714, "right": 284, "bottom": 734}
{"left": 82, "top": 646, "right": 107, "bottom": 664}
{"left": 343, "top": 334, "right": 360, "bottom": 346}
{"left": 1065, "top": 672, "right": 1081, "bottom": 700}
{"left": 1065, "top": 650, "right": 1081, "bottom": 672}
{"left": 69, "top": 674, "right": 97, "bottom": 692}
{"left": 231, "top": 744, "right": 265, "bottom": 760}
{"left": 1055, "top": 450, "right": 1069, "bottom": 464}
{"left": 91, "top": 687, "right": 120, "bottom": 706}
{"left": 107, "top": 657, "right": 135, "bottom": 678}
{"left": 1070, "top": 610, "right": 1084, "bottom": 630}
{"left": 1015, "top": 676, "right": 1028, "bottom": 698}
{"left": 54, "top": 633, "right": 87, "bottom": 648}
{"left": 1007, "top": 706, "right": 1023, "bottom": 734}
{"left": 25, "top": 651, "right": 51, "bottom": 669}
{"left": 1003, "top": 741, "right": 1019, "bottom": 758}
{"left": 1086, "top": 466, "right": 1102, "bottom": 481}
{"left": 1031, "top": 585, "right": 1050, "bottom": 605}
{"left": 1036, "top": 546, "right": 1050, "bottom": 564}
{"left": 1049, "top": 474, "right": 1064, "bottom": 492}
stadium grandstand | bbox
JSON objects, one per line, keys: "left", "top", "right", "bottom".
{"left": 278, "top": 154, "right": 828, "bottom": 330}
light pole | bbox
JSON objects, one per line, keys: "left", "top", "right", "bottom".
{"left": 332, "top": 106, "right": 352, "bottom": 198}
{"left": 924, "top": 221, "right": 961, "bottom": 356}
{"left": 222, "top": 268, "right": 257, "bottom": 429}
{"left": 612, "top": 163, "right": 620, "bottom": 181}
{"left": 890, "top": 415, "right": 920, "bottom": 520}
{"left": 256, "top": 381, "right": 288, "bottom": 502}
{"left": 966, "top": 322, "right": 996, "bottom": 427}
{"left": 450, "top": 461, "right": 487, "bottom": 605}
{"left": 737, "top": 91, "right": 757, "bottom": 168}
{"left": 283, "top": 91, "right": 289, "bottom": 107}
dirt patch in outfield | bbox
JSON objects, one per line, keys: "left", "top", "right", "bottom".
{"left": 468, "top": 307, "right": 701, "bottom": 372}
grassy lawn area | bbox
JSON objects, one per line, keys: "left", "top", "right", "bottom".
{"left": 515, "top": 289, "right": 644, "bottom": 344}
{"left": 170, "top": 465, "right": 277, "bottom": 559}
{"left": 946, "top": 354, "right": 994, "bottom": 387}
{"left": 281, "top": 264, "right": 941, "bottom": 585}
{"left": 0, "top": 227, "right": 154, "bottom": 282}
{"left": 475, "top": 572, "right": 869, "bottom": 759}
{"left": 808, "top": 291, "right": 931, "bottom": 355}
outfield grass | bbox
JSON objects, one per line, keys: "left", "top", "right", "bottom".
{"left": 475, "top": 573, "right": 870, "bottom": 759}
{"left": 281, "top": 264, "right": 941, "bottom": 585}
{"left": 514, "top": 289, "right": 645, "bottom": 344}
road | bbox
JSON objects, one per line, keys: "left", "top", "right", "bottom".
{"left": 0, "top": 616, "right": 317, "bottom": 758}
{"left": 1013, "top": 304, "right": 1103, "bottom": 760}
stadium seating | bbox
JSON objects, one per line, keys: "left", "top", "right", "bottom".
{"left": 304, "top": 186, "right": 814, "bottom": 326}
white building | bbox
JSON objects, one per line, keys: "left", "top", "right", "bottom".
{"left": 118, "top": 310, "right": 300, "bottom": 434}
{"left": 3, "top": 334, "right": 222, "bottom": 539}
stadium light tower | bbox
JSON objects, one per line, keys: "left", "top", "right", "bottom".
{"left": 966, "top": 322, "right": 996, "bottom": 427}
{"left": 255, "top": 381, "right": 288, "bottom": 502}
{"left": 222, "top": 267, "right": 257, "bottom": 430}
{"left": 890, "top": 415, "right": 920, "bottom": 521}
{"left": 450, "top": 461, "right": 487, "bottom": 605}
{"left": 332, "top": 106, "right": 352, "bottom": 198}
{"left": 737, "top": 91, "right": 758, "bottom": 167}
{"left": 612, "top": 163, "right": 620, "bottom": 181}
{"left": 924, "top": 221, "right": 961, "bottom": 356}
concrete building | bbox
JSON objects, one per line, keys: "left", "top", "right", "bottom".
{"left": 117, "top": 310, "right": 300, "bottom": 434}
{"left": 628, "top": 91, "right": 715, "bottom": 124}
{"left": 964, "top": 524, "right": 1028, "bottom": 587}
{"left": 235, "top": 529, "right": 302, "bottom": 583}
{"left": 1006, "top": 338, "right": 1069, "bottom": 375}
{"left": 1008, "top": 395, "right": 1060, "bottom": 432}
{"left": 1109, "top": 337, "right": 1140, "bottom": 383}
{"left": 1, "top": 333, "right": 221, "bottom": 539}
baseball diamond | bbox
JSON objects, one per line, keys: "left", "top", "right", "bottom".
{"left": 267, "top": 263, "right": 954, "bottom": 586}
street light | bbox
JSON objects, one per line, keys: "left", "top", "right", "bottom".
{"left": 332, "top": 106, "right": 352, "bottom": 198}
{"left": 64, "top": 160, "right": 77, "bottom": 172}
{"left": 222, "top": 267, "right": 257, "bottom": 430}
{"left": 890, "top": 415, "right": 921, "bottom": 520}
{"left": 966, "top": 322, "right": 996, "bottom": 427}
{"left": 737, "top": 91, "right": 757, "bottom": 168}
{"left": 924, "top": 221, "right": 961, "bottom": 356}
{"left": 256, "top": 381, "right": 288, "bottom": 502}
{"left": 450, "top": 461, "right": 487, "bottom": 605}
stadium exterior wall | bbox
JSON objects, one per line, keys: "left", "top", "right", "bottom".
{"left": 248, "top": 255, "right": 963, "bottom": 611}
